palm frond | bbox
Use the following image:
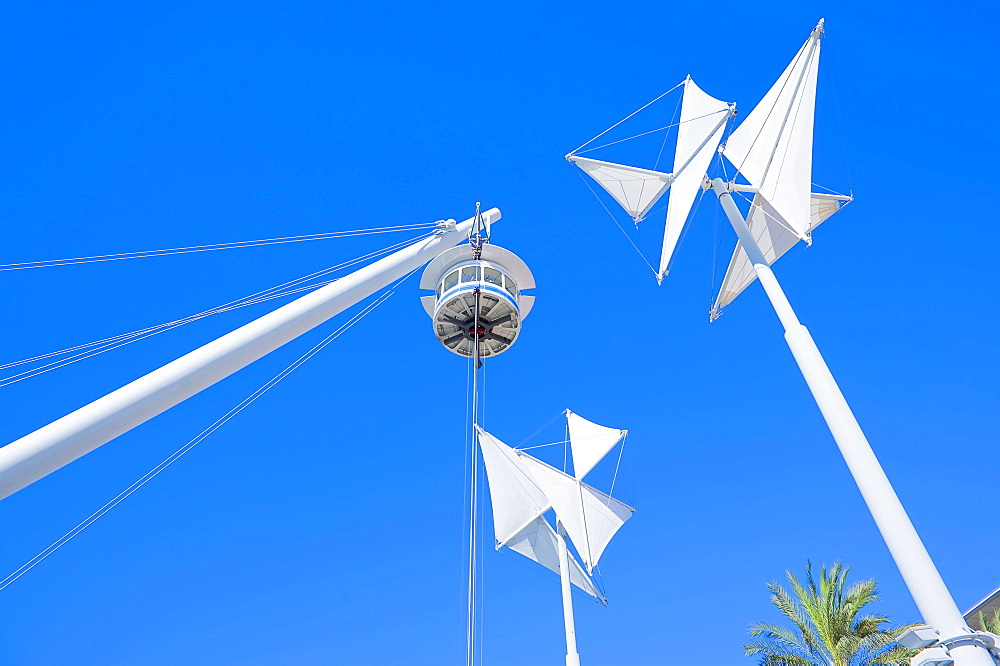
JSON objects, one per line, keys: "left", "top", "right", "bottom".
{"left": 746, "top": 561, "right": 919, "bottom": 666}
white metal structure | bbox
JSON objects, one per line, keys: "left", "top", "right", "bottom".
{"left": 477, "top": 410, "right": 634, "bottom": 665}
{"left": 569, "top": 20, "right": 997, "bottom": 666}
{"left": 419, "top": 243, "right": 536, "bottom": 359}
{"left": 0, "top": 208, "right": 500, "bottom": 500}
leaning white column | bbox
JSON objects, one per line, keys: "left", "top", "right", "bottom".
{"left": 557, "top": 520, "right": 582, "bottom": 666}
{"left": 711, "top": 179, "right": 995, "bottom": 665}
{"left": 0, "top": 209, "right": 499, "bottom": 500}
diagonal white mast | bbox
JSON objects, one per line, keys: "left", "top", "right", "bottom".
{"left": 711, "top": 177, "right": 995, "bottom": 666}
{"left": 704, "top": 20, "right": 996, "bottom": 666}
{"left": 0, "top": 209, "right": 499, "bottom": 500}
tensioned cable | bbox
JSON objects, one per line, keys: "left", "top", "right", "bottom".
{"left": 586, "top": 434, "right": 627, "bottom": 606}
{"left": 0, "top": 273, "right": 412, "bottom": 592}
{"left": 606, "top": 435, "right": 626, "bottom": 501}
{"left": 823, "top": 35, "right": 856, "bottom": 198}
{"left": 568, "top": 80, "right": 685, "bottom": 156}
{"left": 653, "top": 91, "right": 684, "bottom": 171}
{"left": 708, "top": 113, "right": 742, "bottom": 309}
{"left": 710, "top": 181, "right": 723, "bottom": 310}
{"left": 811, "top": 182, "right": 851, "bottom": 197}
{"left": 731, "top": 188, "right": 827, "bottom": 271}
{"left": 462, "top": 354, "right": 474, "bottom": 666}
{"left": 577, "top": 172, "right": 658, "bottom": 276}
{"left": 477, "top": 360, "right": 487, "bottom": 666}
{"left": 1, "top": 234, "right": 422, "bottom": 373}
{"left": 563, "top": 420, "right": 569, "bottom": 474}
{"left": 518, "top": 431, "right": 625, "bottom": 453}
{"left": 727, "top": 33, "right": 816, "bottom": 183}
{"left": 0, "top": 281, "right": 334, "bottom": 387}
{"left": 0, "top": 223, "right": 436, "bottom": 272}
{"left": 515, "top": 410, "right": 565, "bottom": 448}
{"left": 731, "top": 189, "right": 800, "bottom": 238}
{"left": 0, "top": 234, "right": 430, "bottom": 386}
{"left": 519, "top": 440, "right": 566, "bottom": 451}
{"left": 574, "top": 109, "right": 731, "bottom": 156}
{"left": 466, "top": 293, "right": 485, "bottom": 666}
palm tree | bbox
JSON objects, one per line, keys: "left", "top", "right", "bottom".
{"left": 744, "top": 561, "right": 917, "bottom": 666}
{"left": 976, "top": 608, "right": 1000, "bottom": 635}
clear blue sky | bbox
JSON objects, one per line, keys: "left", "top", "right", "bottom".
{"left": 1, "top": 1, "right": 997, "bottom": 664}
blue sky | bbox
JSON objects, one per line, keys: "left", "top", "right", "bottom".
{"left": 1, "top": 1, "right": 998, "bottom": 664}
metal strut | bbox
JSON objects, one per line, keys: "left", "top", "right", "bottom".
{"left": 469, "top": 201, "right": 490, "bottom": 259}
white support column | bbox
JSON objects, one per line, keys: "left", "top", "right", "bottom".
{"left": 557, "top": 520, "right": 582, "bottom": 666}
{"left": 710, "top": 179, "right": 996, "bottom": 665}
{"left": 0, "top": 209, "right": 500, "bottom": 500}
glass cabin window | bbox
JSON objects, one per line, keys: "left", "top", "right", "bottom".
{"left": 483, "top": 267, "right": 502, "bottom": 286}
{"left": 443, "top": 270, "right": 459, "bottom": 292}
{"left": 504, "top": 275, "right": 517, "bottom": 297}
{"left": 461, "top": 266, "right": 480, "bottom": 283}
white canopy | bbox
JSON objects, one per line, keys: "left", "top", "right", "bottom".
{"left": 478, "top": 423, "right": 635, "bottom": 580}
{"left": 516, "top": 453, "right": 634, "bottom": 574}
{"left": 722, "top": 20, "right": 823, "bottom": 241}
{"left": 477, "top": 427, "right": 551, "bottom": 545}
{"left": 478, "top": 426, "right": 604, "bottom": 596}
{"left": 711, "top": 192, "right": 847, "bottom": 316}
{"left": 567, "top": 410, "right": 625, "bottom": 480}
{"left": 659, "top": 77, "right": 732, "bottom": 280}
{"left": 505, "top": 516, "right": 605, "bottom": 600}
{"left": 568, "top": 156, "right": 672, "bottom": 223}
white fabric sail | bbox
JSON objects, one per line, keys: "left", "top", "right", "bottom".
{"left": 569, "top": 156, "right": 672, "bottom": 222}
{"left": 517, "top": 453, "right": 635, "bottom": 573}
{"left": 505, "top": 516, "right": 604, "bottom": 601}
{"left": 711, "top": 193, "right": 847, "bottom": 317}
{"left": 659, "top": 77, "right": 732, "bottom": 280}
{"left": 567, "top": 410, "right": 625, "bottom": 480}
{"left": 722, "top": 21, "right": 823, "bottom": 241}
{"left": 477, "top": 427, "right": 551, "bottom": 545}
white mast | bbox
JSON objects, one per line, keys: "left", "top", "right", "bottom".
{"left": 0, "top": 209, "right": 499, "bottom": 500}
{"left": 557, "top": 520, "right": 581, "bottom": 666}
{"left": 709, "top": 22, "right": 995, "bottom": 664}
{"left": 711, "top": 178, "right": 996, "bottom": 665}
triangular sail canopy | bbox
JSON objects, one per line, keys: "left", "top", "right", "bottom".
{"left": 517, "top": 453, "right": 635, "bottom": 574}
{"left": 567, "top": 410, "right": 625, "bottom": 480}
{"left": 659, "top": 77, "right": 733, "bottom": 280}
{"left": 711, "top": 193, "right": 847, "bottom": 317}
{"left": 722, "top": 20, "right": 823, "bottom": 241}
{"left": 477, "top": 427, "right": 551, "bottom": 545}
{"left": 568, "top": 156, "right": 672, "bottom": 223}
{"left": 505, "top": 516, "right": 605, "bottom": 601}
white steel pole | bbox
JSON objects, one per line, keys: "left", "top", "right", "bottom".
{"left": 710, "top": 179, "right": 996, "bottom": 664}
{"left": 557, "top": 520, "right": 582, "bottom": 666}
{"left": 0, "top": 209, "right": 500, "bottom": 501}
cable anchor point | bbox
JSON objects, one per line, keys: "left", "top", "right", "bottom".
{"left": 434, "top": 218, "right": 457, "bottom": 236}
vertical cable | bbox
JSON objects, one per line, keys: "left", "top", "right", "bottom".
{"left": 466, "top": 288, "right": 482, "bottom": 666}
